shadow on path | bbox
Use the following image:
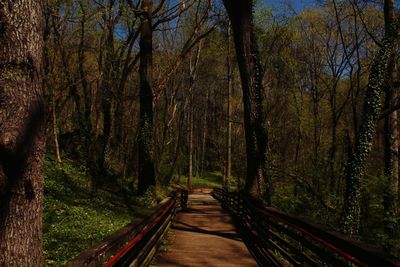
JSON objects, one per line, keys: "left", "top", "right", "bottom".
{"left": 156, "top": 193, "right": 258, "bottom": 267}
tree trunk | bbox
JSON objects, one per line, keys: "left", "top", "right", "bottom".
{"left": 187, "top": 42, "right": 202, "bottom": 189}
{"left": 222, "top": 0, "right": 270, "bottom": 202}
{"left": 225, "top": 24, "right": 232, "bottom": 190}
{"left": 137, "top": 0, "right": 156, "bottom": 194}
{"left": 77, "top": 3, "right": 94, "bottom": 180}
{"left": 52, "top": 93, "right": 61, "bottom": 163}
{"left": 383, "top": 0, "right": 399, "bottom": 251}
{"left": 200, "top": 91, "right": 209, "bottom": 176}
{"left": 0, "top": 1, "right": 45, "bottom": 265}
{"left": 93, "top": 0, "right": 115, "bottom": 187}
{"left": 341, "top": 13, "right": 400, "bottom": 236}
{"left": 43, "top": 7, "right": 61, "bottom": 163}
{"left": 188, "top": 91, "right": 193, "bottom": 188}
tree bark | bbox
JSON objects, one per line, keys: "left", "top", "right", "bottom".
{"left": 52, "top": 92, "right": 61, "bottom": 163}
{"left": 383, "top": 0, "right": 399, "bottom": 251}
{"left": 0, "top": 0, "right": 45, "bottom": 265}
{"left": 77, "top": 3, "right": 95, "bottom": 182}
{"left": 200, "top": 91, "right": 209, "bottom": 176}
{"left": 43, "top": 6, "right": 61, "bottom": 163}
{"left": 137, "top": 0, "right": 156, "bottom": 194}
{"left": 222, "top": 0, "right": 270, "bottom": 201}
{"left": 225, "top": 24, "right": 232, "bottom": 190}
{"left": 187, "top": 42, "right": 202, "bottom": 189}
{"left": 341, "top": 12, "right": 400, "bottom": 236}
{"left": 188, "top": 90, "right": 194, "bottom": 188}
{"left": 92, "top": 0, "right": 116, "bottom": 187}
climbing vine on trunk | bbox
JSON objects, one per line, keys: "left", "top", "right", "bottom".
{"left": 222, "top": 0, "right": 271, "bottom": 202}
{"left": 341, "top": 17, "right": 400, "bottom": 236}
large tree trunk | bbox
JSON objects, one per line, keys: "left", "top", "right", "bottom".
{"left": 0, "top": 1, "right": 45, "bottom": 265}
{"left": 383, "top": 0, "right": 399, "bottom": 251}
{"left": 341, "top": 11, "right": 400, "bottom": 236}
{"left": 137, "top": 0, "right": 156, "bottom": 194}
{"left": 222, "top": 0, "right": 270, "bottom": 202}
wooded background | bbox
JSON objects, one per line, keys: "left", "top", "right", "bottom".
{"left": 1, "top": 0, "right": 400, "bottom": 265}
{"left": 41, "top": 0, "right": 400, "bottom": 256}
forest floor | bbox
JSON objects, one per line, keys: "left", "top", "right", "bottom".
{"left": 43, "top": 155, "right": 152, "bottom": 266}
{"left": 174, "top": 172, "right": 234, "bottom": 189}
{"left": 42, "top": 156, "right": 227, "bottom": 266}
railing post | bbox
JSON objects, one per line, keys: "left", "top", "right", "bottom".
{"left": 229, "top": 193, "right": 234, "bottom": 213}
{"left": 237, "top": 194, "right": 243, "bottom": 217}
{"left": 180, "top": 190, "right": 188, "bottom": 210}
{"left": 232, "top": 194, "right": 238, "bottom": 215}
{"left": 222, "top": 189, "right": 227, "bottom": 209}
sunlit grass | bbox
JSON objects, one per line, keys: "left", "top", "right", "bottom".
{"left": 174, "top": 172, "right": 224, "bottom": 188}
{"left": 43, "top": 155, "right": 149, "bottom": 266}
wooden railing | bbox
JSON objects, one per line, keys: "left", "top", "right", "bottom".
{"left": 67, "top": 190, "right": 188, "bottom": 267}
{"left": 212, "top": 188, "right": 400, "bottom": 267}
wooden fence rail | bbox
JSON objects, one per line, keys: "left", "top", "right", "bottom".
{"left": 212, "top": 188, "right": 400, "bottom": 267}
{"left": 67, "top": 190, "right": 188, "bottom": 267}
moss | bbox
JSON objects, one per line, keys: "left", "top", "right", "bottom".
{"left": 1, "top": 69, "right": 23, "bottom": 80}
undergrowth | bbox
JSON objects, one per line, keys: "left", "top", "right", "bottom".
{"left": 43, "top": 155, "right": 149, "bottom": 266}
{"left": 174, "top": 172, "right": 224, "bottom": 188}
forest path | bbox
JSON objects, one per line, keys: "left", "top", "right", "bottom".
{"left": 155, "top": 189, "right": 257, "bottom": 267}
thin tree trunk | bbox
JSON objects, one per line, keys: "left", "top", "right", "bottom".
{"left": 137, "top": 0, "right": 156, "bottom": 194}
{"left": 222, "top": 0, "right": 270, "bottom": 202}
{"left": 225, "top": 24, "right": 232, "bottom": 190}
{"left": 200, "top": 91, "right": 209, "bottom": 176}
{"left": 162, "top": 105, "right": 184, "bottom": 185}
{"left": 188, "top": 92, "right": 194, "bottom": 188}
{"left": 187, "top": 42, "right": 202, "bottom": 189}
{"left": 78, "top": 2, "right": 94, "bottom": 177}
{"left": 94, "top": 0, "right": 115, "bottom": 186}
{"left": 329, "top": 119, "right": 337, "bottom": 193}
{"left": 52, "top": 93, "right": 61, "bottom": 162}
{"left": 0, "top": 1, "right": 45, "bottom": 265}
{"left": 43, "top": 6, "right": 61, "bottom": 163}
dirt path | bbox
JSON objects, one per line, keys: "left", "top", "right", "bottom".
{"left": 155, "top": 190, "right": 258, "bottom": 267}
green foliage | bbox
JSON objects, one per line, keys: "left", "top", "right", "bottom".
{"left": 272, "top": 182, "right": 338, "bottom": 226}
{"left": 254, "top": 1, "right": 274, "bottom": 29}
{"left": 135, "top": 186, "right": 156, "bottom": 208}
{"left": 360, "top": 174, "right": 400, "bottom": 256}
{"left": 175, "top": 172, "right": 224, "bottom": 188}
{"left": 43, "top": 155, "right": 149, "bottom": 266}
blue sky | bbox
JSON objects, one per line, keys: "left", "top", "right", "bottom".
{"left": 261, "top": 0, "right": 316, "bottom": 12}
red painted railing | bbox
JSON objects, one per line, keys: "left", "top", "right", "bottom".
{"left": 212, "top": 188, "right": 400, "bottom": 267}
{"left": 67, "top": 190, "right": 188, "bottom": 267}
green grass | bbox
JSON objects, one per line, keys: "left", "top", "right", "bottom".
{"left": 43, "top": 156, "right": 149, "bottom": 266}
{"left": 175, "top": 172, "right": 224, "bottom": 188}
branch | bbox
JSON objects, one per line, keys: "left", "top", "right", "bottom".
{"left": 269, "top": 167, "right": 337, "bottom": 213}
